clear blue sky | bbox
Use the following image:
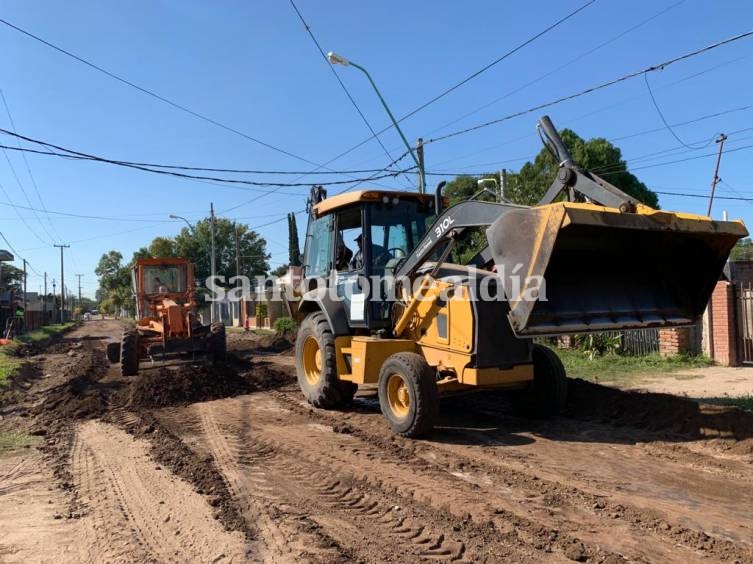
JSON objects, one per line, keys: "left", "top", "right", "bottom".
{"left": 0, "top": 0, "right": 751, "bottom": 298}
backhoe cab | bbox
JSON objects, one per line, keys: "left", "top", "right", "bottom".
{"left": 291, "top": 116, "right": 747, "bottom": 438}
{"left": 106, "top": 257, "right": 226, "bottom": 375}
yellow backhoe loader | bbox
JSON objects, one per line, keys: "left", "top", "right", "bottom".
{"left": 289, "top": 116, "right": 747, "bottom": 437}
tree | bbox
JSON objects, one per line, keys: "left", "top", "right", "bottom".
{"left": 730, "top": 238, "right": 753, "bottom": 261}
{"left": 508, "top": 129, "right": 659, "bottom": 208}
{"left": 149, "top": 237, "right": 176, "bottom": 258}
{"left": 271, "top": 264, "right": 290, "bottom": 278}
{"left": 440, "top": 129, "right": 659, "bottom": 264}
{"left": 95, "top": 251, "right": 134, "bottom": 317}
{"left": 288, "top": 213, "right": 302, "bottom": 266}
{"left": 173, "top": 217, "right": 270, "bottom": 284}
{"left": 0, "top": 264, "right": 24, "bottom": 293}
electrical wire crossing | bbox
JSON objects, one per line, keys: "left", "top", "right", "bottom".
{"left": 0, "top": 127, "right": 416, "bottom": 188}
{"left": 425, "top": 29, "right": 753, "bottom": 144}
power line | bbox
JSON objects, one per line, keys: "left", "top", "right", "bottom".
{"left": 288, "top": 0, "right": 412, "bottom": 189}
{"left": 398, "top": 0, "right": 597, "bottom": 124}
{"left": 642, "top": 72, "right": 715, "bottom": 150}
{"left": 293, "top": 1, "right": 598, "bottom": 179}
{"left": 0, "top": 230, "right": 41, "bottom": 276}
{"left": 0, "top": 17, "right": 334, "bottom": 169}
{"left": 426, "top": 0, "right": 687, "bottom": 137}
{"left": 425, "top": 29, "right": 753, "bottom": 144}
{"left": 0, "top": 136, "right": 402, "bottom": 175}
{"left": 0, "top": 88, "right": 63, "bottom": 243}
{"left": 0, "top": 127, "right": 415, "bottom": 187}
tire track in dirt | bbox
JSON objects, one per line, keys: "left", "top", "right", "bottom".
{"left": 270, "top": 388, "right": 753, "bottom": 563}
{"left": 181, "top": 394, "right": 632, "bottom": 563}
{"left": 194, "top": 400, "right": 482, "bottom": 562}
{"left": 196, "top": 401, "right": 349, "bottom": 563}
{"left": 72, "top": 420, "right": 248, "bottom": 563}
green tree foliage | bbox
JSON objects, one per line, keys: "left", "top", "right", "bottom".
{"left": 0, "top": 264, "right": 24, "bottom": 293}
{"left": 94, "top": 251, "right": 133, "bottom": 317}
{"left": 288, "top": 213, "right": 302, "bottom": 267}
{"left": 730, "top": 238, "right": 753, "bottom": 261}
{"left": 173, "top": 218, "right": 270, "bottom": 284}
{"left": 508, "top": 129, "right": 659, "bottom": 208}
{"left": 441, "top": 129, "right": 660, "bottom": 264}
{"left": 148, "top": 236, "right": 176, "bottom": 258}
{"left": 271, "top": 264, "right": 290, "bottom": 278}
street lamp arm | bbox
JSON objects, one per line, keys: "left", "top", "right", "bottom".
{"left": 169, "top": 214, "right": 195, "bottom": 234}
{"left": 328, "top": 51, "right": 425, "bottom": 192}
{"left": 347, "top": 61, "right": 420, "bottom": 171}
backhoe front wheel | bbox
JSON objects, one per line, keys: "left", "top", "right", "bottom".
{"left": 295, "top": 312, "right": 356, "bottom": 409}
{"left": 120, "top": 329, "right": 139, "bottom": 377}
{"left": 511, "top": 344, "right": 568, "bottom": 417}
{"left": 378, "top": 353, "right": 439, "bottom": 438}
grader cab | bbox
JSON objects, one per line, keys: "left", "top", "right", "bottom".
{"left": 289, "top": 116, "right": 747, "bottom": 437}
{"left": 107, "top": 257, "right": 226, "bottom": 375}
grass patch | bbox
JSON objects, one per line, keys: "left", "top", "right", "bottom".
{"left": 555, "top": 348, "right": 713, "bottom": 383}
{"left": 0, "top": 431, "right": 37, "bottom": 452}
{"left": 699, "top": 395, "right": 753, "bottom": 412}
{"left": 0, "top": 323, "right": 76, "bottom": 387}
{"left": 15, "top": 322, "right": 76, "bottom": 344}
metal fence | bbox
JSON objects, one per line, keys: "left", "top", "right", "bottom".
{"left": 620, "top": 328, "right": 660, "bottom": 355}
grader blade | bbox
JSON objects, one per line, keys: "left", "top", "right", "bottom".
{"left": 486, "top": 202, "right": 747, "bottom": 336}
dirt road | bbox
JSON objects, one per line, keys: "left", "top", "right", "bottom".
{"left": 2, "top": 321, "right": 753, "bottom": 562}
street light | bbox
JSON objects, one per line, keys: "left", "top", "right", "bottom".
{"left": 168, "top": 214, "right": 195, "bottom": 233}
{"left": 327, "top": 51, "right": 425, "bottom": 193}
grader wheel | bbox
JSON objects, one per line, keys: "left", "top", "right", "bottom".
{"left": 377, "top": 352, "right": 438, "bottom": 438}
{"left": 295, "top": 312, "right": 356, "bottom": 408}
{"left": 120, "top": 329, "right": 139, "bottom": 377}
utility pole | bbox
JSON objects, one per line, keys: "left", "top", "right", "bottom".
{"left": 234, "top": 223, "right": 242, "bottom": 327}
{"left": 52, "top": 279, "right": 56, "bottom": 324}
{"left": 76, "top": 274, "right": 83, "bottom": 308}
{"left": 500, "top": 169, "right": 507, "bottom": 202}
{"left": 22, "top": 259, "right": 27, "bottom": 333}
{"left": 416, "top": 138, "right": 425, "bottom": 194}
{"left": 43, "top": 272, "right": 47, "bottom": 325}
{"left": 54, "top": 244, "right": 69, "bottom": 324}
{"left": 210, "top": 203, "right": 217, "bottom": 324}
{"left": 707, "top": 133, "right": 727, "bottom": 216}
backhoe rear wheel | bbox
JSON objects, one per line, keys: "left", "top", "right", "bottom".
{"left": 120, "top": 329, "right": 139, "bottom": 377}
{"left": 208, "top": 322, "right": 227, "bottom": 362}
{"left": 378, "top": 352, "right": 438, "bottom": 438}
{"left": 295, "top": 312, "right": 356, "bottom": 409}
{"left": 510, "top": 344, "right": 568, "bottom": 417}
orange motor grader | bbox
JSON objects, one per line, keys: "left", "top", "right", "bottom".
{"left": 106, "top": 257, "right": 226, "bottom": 375}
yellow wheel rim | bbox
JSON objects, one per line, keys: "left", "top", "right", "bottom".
{"left": 302, "top": 336, "right": 322, "bottom": 385}
{"left": 386, "top": 373, "right": 410, "bottom": 419}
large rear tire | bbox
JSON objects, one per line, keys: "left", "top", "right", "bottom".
{"left": 378, "top": 352, "right": 438, "bottom": 438}
{"left": 208, "top": 322, "right": 227, "bottom": 362}
{"left": 511, "top": 344, "right": 567, "bottom": 417}
{"left": 295, "top": 312, "right": 355, "bottom": 409}
{"left": 120, "top": 329, "right": 139, "bottom": 377}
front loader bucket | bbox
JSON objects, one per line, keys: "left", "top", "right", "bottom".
{"left": 486, "top": 202, "right": 747, "bottom": 336}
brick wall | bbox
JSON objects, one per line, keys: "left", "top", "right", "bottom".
{"left": 709, "top": 280, "right": 739, "bottom": 366}
{"left": 658, "top": 327, "right": 696, "bottom": 357}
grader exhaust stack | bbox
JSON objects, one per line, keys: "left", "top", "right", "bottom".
{"left": 486, "top": 116, "right": 747, "bottom": 336}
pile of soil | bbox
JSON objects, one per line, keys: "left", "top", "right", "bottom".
{"left": 568, "top": 378, "right": 753, "bottom": 446}
{"left": 253, "top": 334, "right": 295, "bottom": 354}
{"left": 124, "top": 362, "right": 294, "bottom": 409}
{"left": 121, "top": 411, "right": 252, "bottom": 538}
{"left": 34, "top": 355, "right": 115, "bottom": 421}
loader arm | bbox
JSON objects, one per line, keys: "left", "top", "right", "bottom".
{"left": 395, "top": 115, "right": 747, "bottom": 336}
